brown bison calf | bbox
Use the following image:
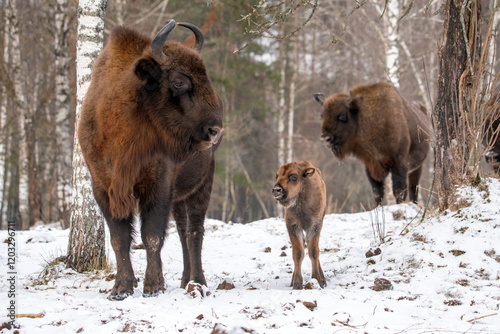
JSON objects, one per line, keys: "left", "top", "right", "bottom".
{"left": 314, "top": 82, "right": 431, "bottom": 205}
{"left": 272, "top": 161, "right": 327, "bottom": 289}
{"left": 79, "top": 20, "right": 223, "bottom": 300}
{"left": 483, "top": 93, "right": 500, "bottom": 174}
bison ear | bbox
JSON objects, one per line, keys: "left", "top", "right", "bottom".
{"left": 134, "top": 58, "right": 162, "bottom": 91}
{"left": 313, "top": 93, "right": 325, "bottom": 106}
{"left": 348, "top": 91, "right": 363, "bottom": 114}
{"left": 303, "top": 168, "right": 316, "bottom": 178}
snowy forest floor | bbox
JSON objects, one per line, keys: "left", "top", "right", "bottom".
{"left": 1, "top": 179, "right": 500, "bottom": 333}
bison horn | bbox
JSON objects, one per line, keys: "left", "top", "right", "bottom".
{"left": 177, "top": 22, "right": 204, "bottom": 53}
{"left": 151, "top": 20, "right": 176, "bottom": 63}
{"left": 313, "top": 93, "right": 325, "bottom": 105}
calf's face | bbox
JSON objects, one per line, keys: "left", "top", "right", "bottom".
{"left": 273, "top": 161, "right": 316, "bottom": 208}
{"left": 314, "top": 92, "right": 362, "bottom": 159}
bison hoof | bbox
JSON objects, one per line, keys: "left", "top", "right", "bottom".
{"left": 142, "top": 289, "right": 165, "bottom": 298}
{"left": 107, "top": 290, "right": 133, "bottom": 301}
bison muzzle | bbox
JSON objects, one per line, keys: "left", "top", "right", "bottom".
{"left": 273, "top": 161, "right": 327, "bottom": 289}
{"left": 78, "top": 20, "right": 223, "bottom": 300}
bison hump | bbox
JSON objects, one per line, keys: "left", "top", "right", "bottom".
{"left": 107, "top": 26, "right": 151, "bottom": 62}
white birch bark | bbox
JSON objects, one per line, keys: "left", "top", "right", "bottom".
{"left": 67, "top": 0, "right": 107, "bottom": 272}
{"left": 5, "top": 0, "right": 29, "bottom": 228}
{"left": 54, "top": 0, "right": 72, "bottom": 228}
{"left": 278, "top": 45, "right": 286, "bottom": 168}
{"left": 383, "top": 0, "right": 400, "bottom": 205}
{"left": 385, "top": 0, "right": 400, "bottom": 88}
{"left": 287, "top": 39, "right": 298, "bottom": 163}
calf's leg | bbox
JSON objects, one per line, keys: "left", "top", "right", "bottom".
{"left": 308, "top": 233, "right": 326, "bottom": 288}
{"left": 288, "top": 226, "right": 305, "bottom": 289}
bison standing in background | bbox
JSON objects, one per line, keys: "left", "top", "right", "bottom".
{"left": 314, "top": 82, "right": 431, "bottom": 206}
{"left": 272, "top": 161, "right": 327, "bottom": 289}
{"left": 483, "top": 93, "right": 500, "bottom": 174}
{"left": 78, "top": 20, "right": 223, "bottom": 300}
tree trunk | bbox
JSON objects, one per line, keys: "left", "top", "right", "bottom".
{"left": 287, "top": 38, "right": 297, "bottom": 163}
{"left": 54, "top": 0, "right": 73, "bottom": 229}
{"left": 434, "top": 0, "right": 471, "bottom": 210}
{"left": 66, "top": 0, "right": 108, "bottom": 272}
{"left": 385, "top": 0, "right": 400, "bottom": 88}
{"left": 0, "top": 7, "right": 9, "bottom": 229}
{"left": 5, "top": 0, "right": 28, "bottom": 229}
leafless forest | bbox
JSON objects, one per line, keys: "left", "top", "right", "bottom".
{"left": 1, "top": 0, "right": 499, "bottom": 229}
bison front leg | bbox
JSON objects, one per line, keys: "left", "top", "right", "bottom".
{"left": 288, "top": 227, "right": 305, "bottom": 290}
{"left": 173, "top": 202, "right": 191, "bottom": 289}
{"left": 307, "top": 233, "right": 326, "bottom": 288}
{"left": 107, "top": 216, "right": 136, "bottom": 301}
{"left": 174, "top": 188, "right": 211, "bottom": 287}
{"left": 140, "top": 203, "right": 169, "bottom": 297}
{"left": 391, "top": 162, "right": 408, "bottom": 203}
{"left": 365, "top": 169, "right": 385, "bottom": 206}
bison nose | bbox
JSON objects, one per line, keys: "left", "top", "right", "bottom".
{"left": 207, "top": 126, "right": 223, "bottom": 144}
{"left": 321, "top": 134, "right": 333, "bottom": 143}
{"left": 272, "top": 186, "right": 283, "bottom": 198}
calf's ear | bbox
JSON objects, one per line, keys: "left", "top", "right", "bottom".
{"left": 303, "top": 168, "right": 316, "bottom": 177}
{"left": 348, "top": 91, "right": 363, "bottom": 115}
{"left": 313, "top": 93, "right": 325, "bottom": 106}
{"left": 134, "top": 58, "right": 162, "bottom": 91}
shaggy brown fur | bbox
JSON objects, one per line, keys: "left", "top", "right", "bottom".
{"left": 483, "top": 93, "right": 500, "bottom": 174}
{"left": 78, "top": 21, "right": 223, "bottom": 300}
{"left": 272, "top": 161, "right": 327, "bottom": 289}
{"left": 314, "top": 82, "right": 431, "bottom": 205}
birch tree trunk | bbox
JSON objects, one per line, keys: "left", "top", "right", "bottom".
{"left": 385, "top": 0, "right": 400, "bottom": 88}
{"left": 66, "top": 0, "right": 108, "bottom": 272}
{"left": 287, "top": 37, "right": 298, "bottom": 163}
{"left": 54, "top": 0, "right": 73, "bottom": 229}
{"left": 5, "top": 0, "right": 28, "bottom": 229}
{"left": 383, "top": 0, "right": 400, "bottom": 205}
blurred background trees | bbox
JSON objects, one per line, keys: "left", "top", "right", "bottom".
{"left": 1, "top": 0, "right": 499, "bottom": 229}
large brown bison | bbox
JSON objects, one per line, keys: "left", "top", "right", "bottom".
{"left": 272, "top": 161, "right": 327, "bottom": 289}
{"left": 314, "top": 82, "right": 431, "bottom": 205}
{"left": 78, "top": 20, "right": 223, "bottom": 300}
{"left": 483, "top": 93, "right": 500, "bottom": 174}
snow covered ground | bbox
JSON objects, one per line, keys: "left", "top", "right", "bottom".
{"left": 1, "top": 179, "right": 500, "bottom": 333}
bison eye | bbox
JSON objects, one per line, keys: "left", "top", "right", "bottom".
{"left": 338, "top": 112, "right": 348, "bottom": 123}
{"left": 289, "top": 175, "right": 298, "bottom": 182}
{"left": 169, "top": 72, "right": 193, "bottom": 97}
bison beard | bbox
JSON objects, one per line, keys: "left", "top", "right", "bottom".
{"left": 78, "top": 20, "right": 223, "bottom": 300}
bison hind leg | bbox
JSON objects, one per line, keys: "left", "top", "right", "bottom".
{"left": 408, "top": 165, "right": 423, "bottom": 203}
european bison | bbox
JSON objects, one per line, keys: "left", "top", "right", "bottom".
{"left": 483, "top": 93, "right": 500, "bottom": 174}
{"left": 272, "top": 161, "right": 327, "bottom": 289}
{"left": 314, "top": 82, "right": 431, "bottom": 205}
{"left": 78, "top": 20, "right": 223, "bottom": 300}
